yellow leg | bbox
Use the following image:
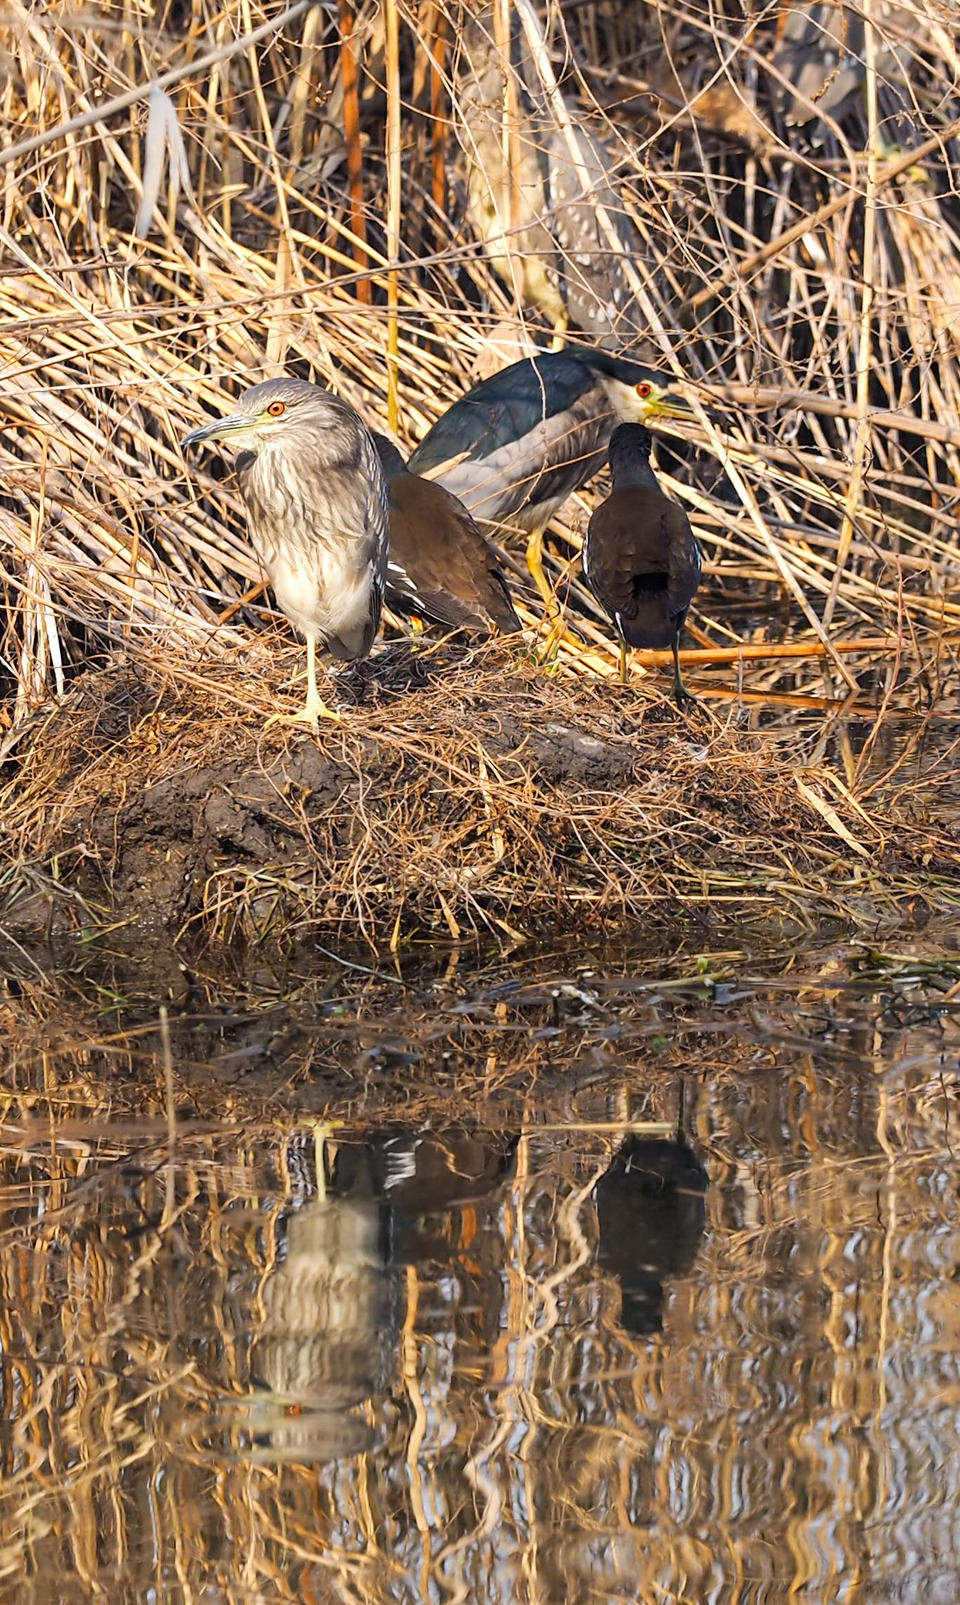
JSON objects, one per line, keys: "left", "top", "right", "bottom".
{"left": 526, "top": 527, "right": 557, "bottom": 617}
{"left": 619, "top": 641, "right": 628, "bottom": 684}
{"left": 526, "top": 526, "right": 564, "bottom": 658}
{"left": 525, "top": 528, "right": 589, "bottom": 663}
{"left": 264, "top": 635, "right": 342, "bottom": 733}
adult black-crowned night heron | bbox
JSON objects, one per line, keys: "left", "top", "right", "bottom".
{"left": 370, "top": 432, "right": 521, "bottom": 635}
{"left": 181, "top": 378, "right": 388, "bottom": 728}
{"left": 407, "top": 348, "right": 693, "bottom": 623}
{"left": 583, "top": 423, "right": 702, "bottom": 705}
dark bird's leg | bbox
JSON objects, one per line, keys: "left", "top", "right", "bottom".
{"left": 671, "top": 630, "right": 697, "bottom": 712}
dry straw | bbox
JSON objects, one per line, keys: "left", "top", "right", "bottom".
{"left": 0, "top": 0, "right": 958, "bottom": 937}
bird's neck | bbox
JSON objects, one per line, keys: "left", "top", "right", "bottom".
{"left": 611, "top": 456, "right": 658, "bottom": 490}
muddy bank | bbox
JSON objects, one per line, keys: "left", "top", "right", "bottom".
{"left": 1, "top": 646, "right": 956, "bottom": 948}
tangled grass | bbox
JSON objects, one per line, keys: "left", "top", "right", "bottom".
{"left": 1, "top": 0, "right": 959, "bottom": 942}
{"left": 0, "top": 645, "right": 956, "bottom": 947}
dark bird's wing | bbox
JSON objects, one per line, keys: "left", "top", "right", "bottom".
{"left": 666, "top": 505, "right": 702, "bottom": 628}
{"left": 584, "top": 487, "right": 699, "bottom": 649}
{"left": 386, "top": 475, "right": 521, "bottom": 634}
{"left": 410, "top": 351, "right": 654, "bottom": 474}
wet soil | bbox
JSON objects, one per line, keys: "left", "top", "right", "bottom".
{"left": 2, "top": 650, "right": 957, "bottom": 949}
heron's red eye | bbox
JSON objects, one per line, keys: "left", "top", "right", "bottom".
{"left": 636, "top": 382, "right": 652, "bottom": 399}
{"left": 267, "top": 400, "right": 286, "bottom": 417}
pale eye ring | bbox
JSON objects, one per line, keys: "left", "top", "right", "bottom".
{"left": 267, "top": 400, "right": 286, "bottom": 417}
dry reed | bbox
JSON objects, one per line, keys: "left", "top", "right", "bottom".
{"left": 1, "top": 0, "right": 959, "bottom": 937}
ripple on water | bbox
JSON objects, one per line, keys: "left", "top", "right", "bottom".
{"left": 2, "top": 931, "right": 960, "bottom": 1602}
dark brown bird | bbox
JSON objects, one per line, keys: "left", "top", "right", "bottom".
{"left": 583, "top": 423, "right": 702, "bottom": 707}
{"left": 371, "top": 432, "right": 521, "bottom": 636}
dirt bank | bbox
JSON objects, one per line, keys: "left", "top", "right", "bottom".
{"left": 1, "top": 643, "right": 956, "bottom": 949}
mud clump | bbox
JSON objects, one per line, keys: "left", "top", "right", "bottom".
{"left": 1, "top": 648, "right": 954, "bottom": 948}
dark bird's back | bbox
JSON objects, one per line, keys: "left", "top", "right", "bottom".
{"left": 585, "top": 485, "right": 699, "bottom": 649}
{"left": 584, "top": 423, "right": 701, "bottom": 703}
{"left": 406, "top": 350, "right": 666, "bottom": 529}
{"left": 584, "top": 424, "right": 700, "bottom": 650}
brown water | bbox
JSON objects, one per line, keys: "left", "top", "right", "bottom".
{"left": 2, "top": 928, "right": 960, "bottom": 1603}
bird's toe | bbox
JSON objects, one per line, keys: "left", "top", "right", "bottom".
{"left": 262, "top": 701, "right": 342, "bottom": 736}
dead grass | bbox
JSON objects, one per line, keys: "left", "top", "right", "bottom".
{"left": 1, "top": 0, "right": 960, "bottom": 711}
{"left": 1, "top": 0, "right": 959, "bottom": 941}
{"left": 1, "top": 644, "right": 956, "bottom": 948}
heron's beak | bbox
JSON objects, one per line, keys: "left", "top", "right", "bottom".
{"left": 180, "top": 412, "right": 254, "bottom": 449}
{"left": 646, "top": 391, "right": 699, "bottom": 424}
{"left": 651, "top": 390, "right": 726, "bottom": 427}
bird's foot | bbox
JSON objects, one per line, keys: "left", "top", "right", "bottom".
{"left": 672, "top": 684, "right": 700, "bottom": 715}
{"left": 263, "top": 696, "right": 343, "bottom": 735}
{"left": 536, "top": 611, "right": 568, "bottom": 666}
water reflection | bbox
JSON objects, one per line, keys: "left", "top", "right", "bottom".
{"left": 2, "top": 939, "right": 960, "bottom": 1601}
{"left": 595, "top": 1134, "right": 708, "bottom": 1335}
{"left": 248, "top": 1192, "right": 391, "bottom": 1461}
{"left": 245, "top": 1128, "right": 520, "bottom": 1462}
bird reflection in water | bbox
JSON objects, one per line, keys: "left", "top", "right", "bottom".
{"left": 241, "top": 1127, "right": 518, "bottom": 1463}
{"left": 246, "top": 1184, "right": 392, "bottom": 1463}
{"left": 594, "top": 1133, "right": 708, "bottom": 1336}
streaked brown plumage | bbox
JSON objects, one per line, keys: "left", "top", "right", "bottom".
{"left": 372, "top": 432, "right": 521, "bottom": 635}
{"left": 583, "top": 423, "right": 701, "bottom": 705}
{"left": 456, "top": 6, "right": 658, "bottom": 348}
{"left": 181, "top": 377, "right": 388, "bottom": 728}
{"left": 772, "top": 3, "right": 915, "bottom": 137}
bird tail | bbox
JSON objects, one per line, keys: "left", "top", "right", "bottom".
{"left": 619, "top": 578, "right": 676, "bottom": 650}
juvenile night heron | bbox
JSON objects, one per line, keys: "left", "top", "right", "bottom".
{"left": 772, "top": 3, "right": 914, "bottom": 135}
{"left": 583, "top": 423, "right": 702, "bottom": 706}
{"left": 407, "top": 348, "right": 694, "bottom": 623}
{"left": 181, "top": 378, "right": 388, "bottom": 728}
{"left": 456, "top": 6, "right": 656, "bottom": 346}
{"left": 371, "top": 433, "right": 521, "bottom": 636}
